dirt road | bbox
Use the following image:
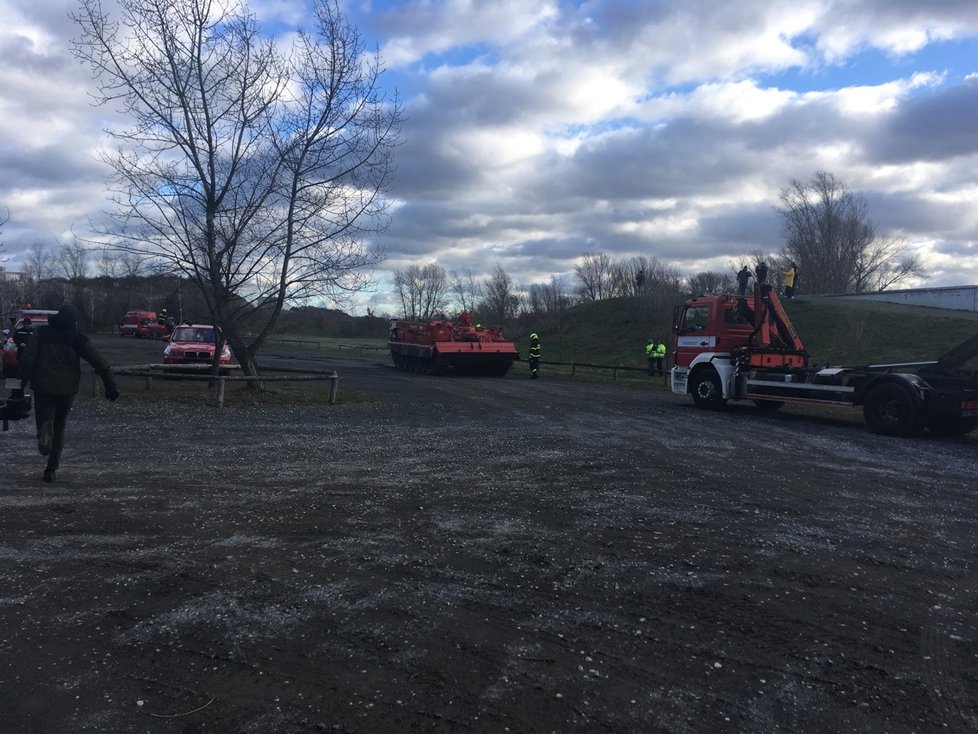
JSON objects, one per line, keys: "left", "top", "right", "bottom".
{"left": 2, "top": 335, "right": 977, "bottom": 733}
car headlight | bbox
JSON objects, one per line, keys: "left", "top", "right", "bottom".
{"left": 164, "top": 346, "right": 178, "bottom": 356}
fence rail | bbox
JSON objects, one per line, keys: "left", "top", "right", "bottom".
{"left": 537, "top": 359, "right": 671, "bottom": 382}
{"left": 262, "top": 336, "right": 387, "bottom": 355}
{"left": 103, "top": 363, "right": 339, "bottom": 407}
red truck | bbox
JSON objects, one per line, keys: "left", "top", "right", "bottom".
{"left": 670, "top": 283, "right": 978, "bottom": 437}
{"left": 120, "top": 310, "right": 172, "bottom": 339}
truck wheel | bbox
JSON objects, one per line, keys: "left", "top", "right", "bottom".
{"left": 690, "top": 369, "right": 726, "bottom": 410}
{"left": 863, "top": 383, "right": 924, "bottom": 437}
{"left": 926, "top": 415, "right": 978, "bottom": 436}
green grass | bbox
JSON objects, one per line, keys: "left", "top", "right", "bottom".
{"left": 508, "top": 295, "right": 978, "bottom": 371}
{"left": 108, "top": 375, "right": 376, "bottom": 408}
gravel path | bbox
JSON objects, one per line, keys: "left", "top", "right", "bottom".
{"left": 1, "top": 335, "right": 976, "bottom": 733}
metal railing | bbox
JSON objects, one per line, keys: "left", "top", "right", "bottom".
{"left": 532, "top": 358, "right": 671, "bottom": 382}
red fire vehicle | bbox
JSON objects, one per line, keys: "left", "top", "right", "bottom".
{"left": 120, "top": 310, "right": 172, "bottom": 339}
{"left": 2, "top": 309, "right": 58, "bottom": 378}
{"left": 671, "top": 283, "right": 978, "bottom": 437}
{"left": 387, "top": 312, "right": 518, "bottom": 376}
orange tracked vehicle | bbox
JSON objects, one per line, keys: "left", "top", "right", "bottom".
{"left": 388, "top": 312, "right": 518, "bottom": 376}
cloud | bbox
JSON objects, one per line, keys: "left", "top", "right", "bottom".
{"left": 4, "top": 0, "right": 978, "bottom": 304}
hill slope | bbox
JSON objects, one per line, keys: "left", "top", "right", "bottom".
{"left": 514, "top": 295, "right": 978, "bottom": 369}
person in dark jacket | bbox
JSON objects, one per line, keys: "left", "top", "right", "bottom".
{"left": 736, "top": 266, "right": 752, "bottom": 295}
{"left": 17, "top": 303, "right": 119, "bottom": 483}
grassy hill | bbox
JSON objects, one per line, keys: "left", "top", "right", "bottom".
{"left": 513, "top": 295, "right": 978, "bottom": 370}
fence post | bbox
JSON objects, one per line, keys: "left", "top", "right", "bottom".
{"left": 613, "top": 366, "right": 619, "bottom": 381}
{"left": 571, "top": 362, "right": 576, "bottom": 376}
{"left": 145, "top": 375, "right": 153, "bottom": 391}
{"left": 217, "top": 377, "right": 225, "bottom": 409}
{"left": 329, "top": 375, "right": 338, "bottom": 405}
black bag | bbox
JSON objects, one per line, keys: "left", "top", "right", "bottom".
{"left": 1, "top": 393, "right": 32, "bottom": 431}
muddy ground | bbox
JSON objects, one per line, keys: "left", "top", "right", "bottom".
{"left": 1, "top": 334, "right": 977, "bottom": 733}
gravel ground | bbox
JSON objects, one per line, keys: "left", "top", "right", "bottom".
{"left": 1, "top": 334, "right": 977, "bottom": 733}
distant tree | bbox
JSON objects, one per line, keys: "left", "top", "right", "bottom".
{"left": 480, "top": 264, "right": 523, "bottom": 324}
{"left": 23, "top": 243, "right": 53, "bottom": 284}
{"left": 0, "top": 206, "right": 8, "bottom": 263}
{"left": 94, "top": 247, "right": 121, "bottom": 280}
{"left": 778, "top": 171, "right": 924, "bottom": 294}
{"left": 574, "top": 252, "right": 611, "bottom": 301}
{"left": 56, "top": 238, "right": 90, "bottom": 282}
{"left": 687, "top": 270, "right": 735, "bottom": 295}
{"left": 72, "top": 0, "right": 400, "bottom": 377}
{"left": 449, "top": 267, "right": 483, "bottom": 313}
{"left": 393, "top": 263, "right": 450, "bottom": 320}
{"left": 528, "top": 275, "right": 573, "bottom": 317}
{"left": 609, "top": 255, "right": 682, "bottom": 297}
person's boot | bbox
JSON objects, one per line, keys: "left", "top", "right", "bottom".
{"left": 43, "top": 468, "right": 56, "bottom": 483}
{"left": 38, "top": 421, "right": 54, "bottom": 456}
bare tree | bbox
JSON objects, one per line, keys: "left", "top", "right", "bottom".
{"left": 0, "top": 206, "right": 8, "bottom": 264}
{"left": 95, "top": 247, "right": 122, "bottom": 279}
{"left": 118, "top": 252, "right": 147, "bottom": 279}
{"left": 448, "top": 267, "right": 483, "bottom": 313}
{"left": 574, "top": 252, "right": 611, "bottom": 301}
{"left": 480, "top": 264, "right": 523, "bottom": 325}
{"left": 854, "top": 237, "right": 926, "bottom": 293}
{"left": 393, "top": 263, "right": 450, "bottom": 320}
{"left": 23, "top": 243, "right": 53, "bottom": 283}
{"left": 528, "top": 275, "right": 573, "bottom": 319}
{"left": 72, "top": 0, "right": 400, "bottom": 376}
{"left": 56, "top": 238, "right": 91, "bottom": 282}
{"left": 778, "top": 171, "right": 923, "bottom": 294}
{"left": 608, "top": 255, "right": 681, "bottom": 297}
{"left": 687, "top": 270, "right": 735, "bottom": 295}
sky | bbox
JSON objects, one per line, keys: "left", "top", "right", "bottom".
{"left": 2, "top": 0, "right": 978, "bottom": 315}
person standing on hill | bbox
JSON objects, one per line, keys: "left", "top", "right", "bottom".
{"left": 736, "top": 266, "right": 752, "bottom": 295}
{"left": 645, "top": 338, "right": 657, "bottom": 375}
{"left": 528, "top": 333, "right": 541, "bottom": 379}
{"left": 17, "top": 303, "right": 119, "bottom": 483}
{"left": 784, "top": 262, "right": 798, "bottom": 299}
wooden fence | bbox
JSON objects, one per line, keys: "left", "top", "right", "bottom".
{"left": 100, "top": 364, "right": 339, "bottom": 407}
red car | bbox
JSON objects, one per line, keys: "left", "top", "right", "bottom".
{"left": 2, "top": 309, "right": 58, "bottom": 378}
{"left": 163, "top": 324, "right": 231, "bottom": 367}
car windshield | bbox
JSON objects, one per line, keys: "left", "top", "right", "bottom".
{"left": 172, "top": 327, "right": 215, "bottom": 343}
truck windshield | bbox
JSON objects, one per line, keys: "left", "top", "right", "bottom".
{"left": 681, "top": 307, "right": 709, "bottom": 333}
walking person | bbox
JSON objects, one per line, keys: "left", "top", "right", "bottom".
{"left": 17, "top": 303, "right": 119, "bottom": 483}
{"left": 784, "top": 262, "right": 797, "bottom": 299}
{"left": 528, "top": 332, "right": 541, "bottom": 379}
{"left": 9, "top": 317, "right": 35, "bottom": 400}
{"left": 736, "top": 265, "right": 752, "bottom": 295}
